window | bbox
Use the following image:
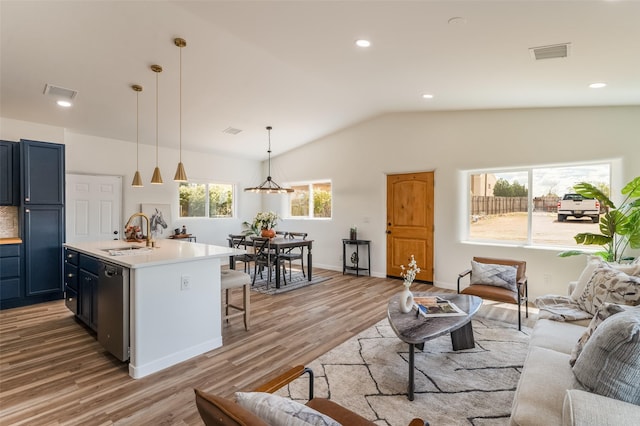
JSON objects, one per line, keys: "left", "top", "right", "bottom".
{"left": 289, "top": 181, "right": 332, "bottom": 219}
{"left": 179, "top": 182, "right": 234, "bottom": 218}
{"left": 467, "top": 163, "right": 610, "bottom": 247}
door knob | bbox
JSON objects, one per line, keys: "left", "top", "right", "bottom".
{"left": 386, "top": 230, "right": 391, "bottom": 234}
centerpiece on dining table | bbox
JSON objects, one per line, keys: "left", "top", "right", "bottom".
{"left": 251, "top": 211, "right": 279, "bottom": 238}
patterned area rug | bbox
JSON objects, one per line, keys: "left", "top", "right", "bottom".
{"left": 250, "top": 272, "right": 330, "bottom": 295}
{"left": 276, "top": 312, "right": 532, "bottom": 425}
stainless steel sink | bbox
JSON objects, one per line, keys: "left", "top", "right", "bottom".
{"left": 101, "top": 246, "right": 153, "bottom": 256}
{"left": 101, "top": 246, "right": 144, "bottom": 252}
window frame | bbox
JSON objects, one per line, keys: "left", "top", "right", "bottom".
{"left": 178, "top": 180, "right": 236, "bottom": 219}
{"left": 286, "top": 180, "right": 333, "bottom": 220}
{"left": 463, "top": 160, "right": 614, "bottom": 249}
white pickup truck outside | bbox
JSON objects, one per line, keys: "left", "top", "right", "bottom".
{"left": 557, "top": 194, "right": 600, "bottom": 223}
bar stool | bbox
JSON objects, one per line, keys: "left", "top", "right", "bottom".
{"left": 220, "top": 269, "right": 251, "bottom": 331}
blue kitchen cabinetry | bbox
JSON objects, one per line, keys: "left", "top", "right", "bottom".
{"left": 0, "top": 140, "right": 19, "bottom": 205}
{"left": 0, "top": 140, "right": 65, "bottom": 309}
{"left": 0, "top": 244, "right": 22, "bottom": 301}
{"left": 78, "top": 253, "right": 99, "bottom": 331}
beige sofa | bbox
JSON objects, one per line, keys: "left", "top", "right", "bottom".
{"left": 509, "top": 257, "right": 640, "bottom": 426}
{"left": 509, "top": 316, "right": 640, "bottom": 425}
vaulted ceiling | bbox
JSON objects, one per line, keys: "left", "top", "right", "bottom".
{"left": 1, "top": 1, "right": 638, "bottom": 160}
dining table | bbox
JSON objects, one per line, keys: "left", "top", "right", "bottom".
{"left": 228, "top": 236, "right": 313, "bottom": 289}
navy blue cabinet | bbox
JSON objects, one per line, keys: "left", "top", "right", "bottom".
{"left": 23, "top": 205, "right": 64, "bottom": 298}
{"left": 78, "top": 254, "right": 99, "bottom": 331}
{"left": 0, "top": 140, "right": 19, "bottom": 205}
{"left": 1, "top": 140, "right": 65, "bottom": 310}
{"left": 20, "top": 139, "right": 65, "bottom": 205}
{"left": 0, "top": 244, "right": 22, "bottom": 301}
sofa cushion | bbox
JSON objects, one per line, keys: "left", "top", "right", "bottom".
{"left": 562, "top": 389, "right": 640, "bottom": 426}
{"left": 509, "top": 346, "right": 583, "bottom": 426}
{"left": 470, "top": 261, "right": 517, "bottom": 292}
{"left": 528, "top": 319, "right": 586, "bottom": 355}
{"left": 574, "top": 266, "right": 640, "bottom": 315}
{"left": 572, "top": 308, "right": 640, "bottom": 405}
{"left": 235, "top": 392, "right": 340, "bottom": 426}
{"left": 569, "top": 303, "right": 628, "bottom": 366}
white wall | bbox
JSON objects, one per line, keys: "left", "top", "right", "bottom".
{"left": 269, "top": 106, "right": 640, "bottom": 299}
{"left": 1, "top": 117, "right": 263, "bottom": 247}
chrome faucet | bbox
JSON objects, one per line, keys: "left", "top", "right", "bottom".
{"left": 125, "top": 213, "right": 153, "bottom": 247}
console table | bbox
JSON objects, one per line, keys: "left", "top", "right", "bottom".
{"left": 342, "top": 239, "right": 371, "bottom": 276}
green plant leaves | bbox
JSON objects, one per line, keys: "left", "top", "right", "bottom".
{"left": 574, "top": 182, "right": 616, "bottom": 209}
{"left": 621, "top": 176, "right": 640, "bottom": 198}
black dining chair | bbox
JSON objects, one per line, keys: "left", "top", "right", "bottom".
{"left": 279, "top": 232, "right": 308, "bottom": 280}
{"left": 228, "top": 234, "right": 254, "bottom": 273}
{"left": 252, "top": 237, "right": 287, "bottom": 288}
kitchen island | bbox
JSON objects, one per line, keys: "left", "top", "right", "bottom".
{"left": 64, "top": 239, "right": 242, "bottom": 379}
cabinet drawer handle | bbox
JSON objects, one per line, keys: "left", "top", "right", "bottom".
{"left": 67, "top": 273, "right": 74, "bottom": 278}
{"left": 67, "top": 254, "right": 73, "bottom": 258}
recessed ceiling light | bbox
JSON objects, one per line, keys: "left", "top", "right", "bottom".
{"left": 589, "top": 82, "right": 607, "bottom": 89}
{"left": 422, "top": 94, "right": 434, "bottom": 99}
{"left": 56, "top": 100, "right": 72, "bottom": 107}
{"left": 355, "top": 39, "right": 371, "bottom": 48}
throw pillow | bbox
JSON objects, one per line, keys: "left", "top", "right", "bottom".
{"left": 235, "top": 392, "right": 340, "bottom": 426}
{"left": 575, "top": 266, "right": 640, "bottom": 315}
{"left": 570, "top": 257, "right": 640, "bottom": 301}
{"left": 570, "top": 256, "right": 603, "bottom": 301}
{"left": 572, "top": 307, "right": 640, "bottom": 405}
{"left": 470, "top": 261, "right": 517, "bottom": 292}
{"left": 569, "top": 303, "right": 627, "bottom": 366}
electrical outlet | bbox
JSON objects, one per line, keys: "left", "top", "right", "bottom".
{"left": 543, "top": 274, "right": 552, "bottom": 286}
{"left": 181, "top": 275, "right": 191, "bottom": 291}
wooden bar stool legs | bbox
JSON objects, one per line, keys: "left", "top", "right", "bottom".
{"left": 220, "top": 269, "right": 251, "bottom": 331}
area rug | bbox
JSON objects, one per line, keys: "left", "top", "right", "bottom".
{"left": 276, "top": 313, "right": 532, "bottom": 425}
{"left": 250, "top": 272, "right": 330, "bottom": 295}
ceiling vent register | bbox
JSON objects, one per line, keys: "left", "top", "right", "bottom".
{"left": 43, "top": 84, "right": 78, "bottom": 99}
{"left": 529, "top": 43, "right": 571, "bottom": 60}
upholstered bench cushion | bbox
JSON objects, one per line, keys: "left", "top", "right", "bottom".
{"left": 509, "top": 346, "right": 583, "bottom": 426}
{"left": 221, "top": 270, "right": 251, "bottom": 289}
{"left": 528, "top": 319, "right": 586, "bottom": 354}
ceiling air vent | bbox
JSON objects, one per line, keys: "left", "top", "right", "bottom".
{"left": 43, "top": 83, "right": 78, "bottom": 100}
{"left": 222, "top": 127, "right": 242, "bottom": 135}
{"left": 529, "top": 43, "right": 571, "bottom": 60}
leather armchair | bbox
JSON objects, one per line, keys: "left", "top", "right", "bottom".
{"left": 457, "top": 257, "right": 528, "bottom": 331}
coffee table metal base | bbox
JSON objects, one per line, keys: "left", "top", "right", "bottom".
{"left": 406, "top": 321, "right": 475, "bottom": 400}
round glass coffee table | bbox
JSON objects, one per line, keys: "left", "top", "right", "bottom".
{"left": 387, "top": 293, "right": 482, "bottom": 400}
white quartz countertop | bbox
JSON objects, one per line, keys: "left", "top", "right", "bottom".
{"left": 64, "top": 239, "right": 243, "bottom": 269}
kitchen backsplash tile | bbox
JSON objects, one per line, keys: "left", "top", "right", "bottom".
{"left": 0, "top": 206, "right": 19, "bottom": 238}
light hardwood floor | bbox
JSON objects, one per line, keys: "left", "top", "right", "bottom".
{"left": 1, "top": 269, "right": 455, "bottom": 425}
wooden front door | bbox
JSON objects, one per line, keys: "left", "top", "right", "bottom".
{"left": 386, "top": 171, "right": 434, "bottom": 282}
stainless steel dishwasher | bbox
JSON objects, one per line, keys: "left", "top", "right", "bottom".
{"left": 97, "top": 260, "right": 130, "bottom": 361}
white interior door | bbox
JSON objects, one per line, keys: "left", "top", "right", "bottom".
{"left": 66, "top": 174, "right": 122, "bottom": 243}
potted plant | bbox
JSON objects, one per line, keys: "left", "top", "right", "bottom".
{"left": 559, "top": 176, "right": 640, "bottom": 262}
{"left": 244, "top": 211, "right": 279, "bottom": 238}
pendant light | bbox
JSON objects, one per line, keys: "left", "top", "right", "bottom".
{"left": 150, "top": 64, "right": 163, "bottom": 184}
{"left": 244, "top": 126, "right": 294, "bottom": 193}
{"left": 131, "top": 84, "right": 144, "bottom": 187}
{"left": 173, "top": 37, "right": 188, "bottom": 182}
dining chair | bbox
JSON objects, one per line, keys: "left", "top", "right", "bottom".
{"left": 279, "top": 232, "right": 308, "bottom": 280}
{"left": 228, "top": 234, "right": 254, "bottom": 273}
{"left": 252, "top": 237, "right": 287, "bottom": 288}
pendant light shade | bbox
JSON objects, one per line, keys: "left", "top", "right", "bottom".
{"left": 150, "top": 64, "right": 163, "bottom": 184}
{"left": 173, "top": 37, "right": 188, "bottom": 182}
{"left": 131, "top": 84, "right": 144, "bottom": 187}
{"left": 244, "top": 126, "right": 294, "bottom": 194}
